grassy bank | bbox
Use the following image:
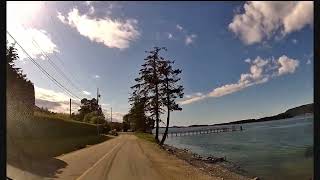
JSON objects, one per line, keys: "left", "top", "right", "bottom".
{"left": 7, "top": 111, "right": 110, "bottom": 160}
{"left": 134, "top": 132, "right": 156, "bottom": 143}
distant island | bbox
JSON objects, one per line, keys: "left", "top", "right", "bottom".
{"left": 175, "top": 103, "right": 313, "bottom": 128}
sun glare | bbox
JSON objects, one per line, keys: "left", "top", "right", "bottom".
{"left": 7, "top": 1, "right": 44, "bottom": 27}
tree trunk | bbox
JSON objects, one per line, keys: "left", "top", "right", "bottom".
{"left": 154, "top": 56, "right": 160, "bottom": 143}
{"left": 160, "top": 106, "right": 170, "bottom": 145}
{"left": 155, "top": 84, "right": 160, "bottom": 143}
{"left": 160, "top": 79, "right": 170, "bottom": 146}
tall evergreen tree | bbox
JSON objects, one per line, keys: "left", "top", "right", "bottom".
{"left": 130, "top": 47, "right": 167, "bottom": 142}
{"left": 159, "top": 60, "right": 184, "bottom": 145}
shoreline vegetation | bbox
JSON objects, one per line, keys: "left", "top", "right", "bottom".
{"left": 171, "top": 103, "right": 313, "bottom": 128}
{"left": 134, "top": 133, "right": 256, "bottom": 180}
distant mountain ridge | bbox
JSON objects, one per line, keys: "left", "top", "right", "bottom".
{"left": 171, "top": 103, "right": 313, "bottom": 128}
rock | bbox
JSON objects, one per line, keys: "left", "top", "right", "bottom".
{"left": 204, "top": 156, "right": 225, "bottom": 163}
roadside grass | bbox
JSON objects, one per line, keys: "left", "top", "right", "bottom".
{"left": 34, "top": 111, "right": 76, "bottom": 122}
{"left": 134, "top": 132, "right": 156, "bottom": 143}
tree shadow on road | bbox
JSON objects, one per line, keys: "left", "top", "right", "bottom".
{"left": 7, "top": 151, "right": 68, "bottom": 178}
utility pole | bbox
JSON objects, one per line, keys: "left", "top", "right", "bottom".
{"left": 96, "top": 88, "right": 100, "bottom": 136}
{"left": 69, "top": 98, "right": 71, "bottom": 117}
{"left": 97, "top": 88, "right": 99, "bottom": 104}
{"left": 111, "top": 107, "right": 112, "bottom": 123}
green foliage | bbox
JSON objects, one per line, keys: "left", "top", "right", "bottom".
{"left": 83, "top": 111, "right": 105, "bottom": 124}
{"left": 90, "top": 116, "right": 105, "bottom": 124}
{"left": 110, "top": 122, "right": 123, "bottom": 132}
{"left": 8, "top": 111, "right": 111, "bottom": 159}
{"left": 77, "top": 98, "right": 105, "bottom": 124}
{"left": 6, "top": 42, "right": 31, "bottom": 84}
{"left": 122, "top": 114, "right": 130, "bottom": 132}
{"left": 103, "top": 123, "right": 111, "bottom": 133}
{"left": 129, "top": 47, "right": 184, "bottom": 144}
{"left": 130, "top": 47, "right": 168, "bottom": 141}
{"left": 124, "top": 97, "right": 155, "bottom": 133}
{"left": 159, "top": 59, "right": 184, "bottom": 145}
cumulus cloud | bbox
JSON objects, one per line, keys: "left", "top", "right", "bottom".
{"left": 277, "top": 55, "right": 299, "bottom": 75}
{"left": 229, "top": 1, "right": 313, "bottom": 45}
{"left": 7, "top": 27, "right": 59, "bottom": 60}
{"left": 7, "top": 2, "right": 59, "bottom": 60}
{"left": 185, "top": 34, "right": 197, "bottom": 45}
{"left": 179, "top": 55, "right": 299, "bottom": 105}
{"left": 57, "top": 8, "right": 140, "bottom": 49}
{"left": 35, "top": 86, "right": 81, "bottom": 113}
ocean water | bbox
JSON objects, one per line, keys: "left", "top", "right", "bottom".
{"left": 155, "top": 116, "right": 313, "bottom": 180}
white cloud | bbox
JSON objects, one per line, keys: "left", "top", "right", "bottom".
{"left": 82, "top": 91, "right": 91, "bottom": 95}
{"left": 283, "top": 1, "right": 313, "bottom": 34}
{"left": 292, "top": 39, "right": 298, "bottom": 44}
{"left": 179, "top": 95, "right": 206, "bottom": 105}
{"left": 94, "top": 75, "right": 100, "bottom": 79}
{"left": 7, "top": 2, "right": 59, "bottom": 60}
{"left": 57, "top": 8, "right": 140, "bottom": 49}
{"left": 179, "top": 55, "right": 299, "bottom": 105}
{"left": 57, "top": 12, "right": 67, "bottom": 23}
{"left": 306, "top": 59, "right": 311, "bottom": 65}
{"left": 85, "top": 1, "right": 92, "bottom": 6}
{"left": 277, "top": 55, "right": 299, "bottom": 75}
{"left": 168, "top": 33, "right": 173, "bottom": 39}
{"left": 185, "top": 34, "right": 197, "bottom": 45}
{"left": 176, "top": 24, "right": 183, "bottom": 31}
{"left": 111, "top": 112, "right": 125, "bottom": 122}
{"left": 89, "top": 6, "right": 95, "bottom": 15}
{"left": 229, "top": 1, "right": 313, "bottom": 45}
{"left": 7, "top": 27, "right": 59, "bottom": 60}
{"left": 35, "top": 86, "right": 80, "bottom": 113}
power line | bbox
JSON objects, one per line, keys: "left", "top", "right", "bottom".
{"left": 24, "top": 4, "right": 85, "bottom": 95}
{"left": 46, "top": 3, "right": 84, "bottom": 86}
{"left": 7, "top": 31, "right": 81, "bottom": 100}
{"left": 19, "top": 22, "right": 83, "bottom": 96}
{"left": 31, "top": 38, "right": 83, "bottom": 94}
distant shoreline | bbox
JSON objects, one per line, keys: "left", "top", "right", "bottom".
{"left": 167, "top": 103, "right": 313, "bottom": 128}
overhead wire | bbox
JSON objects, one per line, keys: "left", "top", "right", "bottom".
{"left": 7, "top": 31, "right": 81, "bottom": 100}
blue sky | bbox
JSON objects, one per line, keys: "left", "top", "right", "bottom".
{"left": 7, "top": 1, "right": 313, "bottom": 126}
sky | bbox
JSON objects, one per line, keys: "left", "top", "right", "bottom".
{"left": 6, "top": 1, "right": 313, "bottom": 126}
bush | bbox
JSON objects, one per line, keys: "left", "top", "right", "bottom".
{"left": 103, "top": 123, "right": 111, "bottom": 134}
{"left": 90, "top": 116, "right": 105, "bottom": 124}
{"left": 83, "top": 111, "right": 97, "bottom": 123}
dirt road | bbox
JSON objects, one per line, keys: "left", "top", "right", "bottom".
{"left": 8, "top": 134, "right": 222, "bottom": 180}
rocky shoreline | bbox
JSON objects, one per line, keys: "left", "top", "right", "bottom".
{"left": 161, "top": 144, "right": 260, "bottom": 180}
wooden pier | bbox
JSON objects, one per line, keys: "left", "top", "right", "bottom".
{"left": 160, "top": 126, "right": 243, "bottom": 137}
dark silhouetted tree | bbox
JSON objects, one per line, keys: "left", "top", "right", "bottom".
{"left": 130, "top": 47, "right": 167, "bottom": 142}
{"left": 78, "top": 98, "right": 104, "bottom": 122}
{"left": 159, "top": 60, "right": 184, "bottom": 145}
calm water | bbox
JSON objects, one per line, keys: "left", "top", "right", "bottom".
{"left": 154, "top": 116, "right": 313, "bottom": 180}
